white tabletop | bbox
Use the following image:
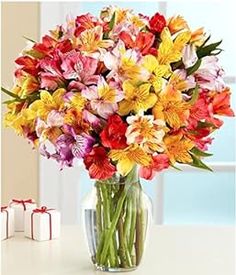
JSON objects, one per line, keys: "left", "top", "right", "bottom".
{"left": 1, "top": 225, "right": 235, "bottom": 275}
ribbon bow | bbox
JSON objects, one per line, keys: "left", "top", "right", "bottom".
{"left": 1, "top": 206, "right": 8, "bottom": 212}
{"left": 31, "top": 206, "right": 54, "bottom": 240}
{"left": 33, "top": 206, "right": 54, "bottom": 213}
{"left": 12, "top": 199, "right": 34, "bottom": 210}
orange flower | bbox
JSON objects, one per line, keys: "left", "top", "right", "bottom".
{"left": 167, "top": 15, "right": 189, "bottom": 34}
{"left": 164, "top": 133, "right": 194, "bottom": 164}
{"left": 77, "top": 26, "right": 113, "bottom": 54}
{"left": 64, "top": 108, "right": 90, "bottom": 134}
{"left": 152, "top": 85, "right": 190, "bottom": 129}
{"left": 190, "top": 27, "right": 205, "bottom": 46}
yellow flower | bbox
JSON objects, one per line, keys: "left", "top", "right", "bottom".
{"left": 152, "top": 85, "right": 190, "bottom": 129}
{"left": 168, "top": 70, "right": 194, "bottom": 92}
{"left": 109, "top": 144, "right": 151, "bottom": 176}
{"left": 118, "top": 80, "right": 157, "bottom": 115}
{"left": 4, "top": 109, "right": 36, "bottom": 135}
{"left": 130, "top": 14, "right": 147, "bottom": 29}
{"left": 126, "top": 114, "right": 167, "bottom": 153}
{"left": 77, "top": 26, "right": 114, "bottom": 54}
{"left": 115, "top": 8, "right": 130, "bottom": 24}
{"left": 97, "top": 78, "right": 118, "bottom": 103}
{"left": 30, "top": 88, "right": 66, "bottom": 120}
{"left": 158, "top": 27, "right": 191, "bottom": 65}
{"left": 119, "top": 51, "right": 148, "bottom": 81}
{"left": 164, "top": 133, "right": 194, "bottom": 164}
{"left": 14, "top": 75, "right": 39, "bottom": 98}
{"left": 143, "top": 54, "right": 171, "bottom": 93}
{"left": 69, "top": 92, "right": 86, "bottom": 111}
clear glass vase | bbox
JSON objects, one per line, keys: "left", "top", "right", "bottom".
{"left": 82, "top": 166, "right": 152, "bottom": 272}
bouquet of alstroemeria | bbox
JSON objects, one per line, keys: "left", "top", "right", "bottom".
{"left": 2, "top": 6, "right": 234, "bottom": 271}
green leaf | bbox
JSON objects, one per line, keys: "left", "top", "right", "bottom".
{"left": 200, "top": 35, "right": 211, "bottom": 48}
{"left": 2, "top": 99, "right": 20, "bottom": 104}
{"left": 23, "top": 36, "right": 36, "bottom": 43}
{"left": 171, "top": 60, "right": 183, "bottom": 70}
{"left": 197, "top": 40, "right": 222, "bottom": 59}
{"left": 186, "top": 59, "right": 202, "bottom": 75}
{"left": 188, "top": 85, "right": 199, "bottom": 105}
{"left": 1, "top": 87, "right": 22, "bottom": 100}
{"left": 170, "top": 164, "right": 182, "bottom": 171}
{"left": 189, "top": 155, "right": 213, "bottom": 172}
{"left": 109, "top": 12, "right": 116, "bottom": 30}
{"left": 191, "top": 147, "right": 213, "bottom": 157}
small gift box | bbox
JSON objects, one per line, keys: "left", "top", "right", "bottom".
{"left": 24, "top": 206, "right": 60, "bottom": 241}
{"left": 1, "top": 206, "right": 15, "bottom": 240}
{"left": 9, "top": 199, "right": 37, "bottom": 231}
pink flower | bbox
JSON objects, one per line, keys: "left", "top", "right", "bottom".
{"left": 194, "top": 56, "right": 225, "bottom": 91}
{"left": 40, "top": 72, "right": 64, "bottom": 90}
{"left": 39, "top": 51, "right": 64, "bottom": 90}
{"left": 61, "top": 50, "right": 99, "bottom": 90}
{"left": 81, "top": 77, "right": 123, "bottom": 118}
{"left": 82, "top": 110, "right": 101, "bottom": 128}
{"left": 139, "top": 154, "right": 169, "bottom": 180}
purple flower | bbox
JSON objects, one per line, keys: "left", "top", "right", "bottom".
{"left": 52, "top": 131, "right": 95, "bottom": 168}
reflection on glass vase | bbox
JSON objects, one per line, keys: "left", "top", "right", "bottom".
{"left": 82, "top": 166, "right": 152, "bottom": 272}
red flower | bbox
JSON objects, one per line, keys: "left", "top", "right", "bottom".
{"left": 211, "top": 88, "right": 234, "bottom": 117}
{"left": 119, "top": 31, "right": 155, "bottom": 55}
{"left": 33, "top": 35, "right": 57, "bottom": 56}
{"left": 139, "top": 154, "right": 169, "bottom": 180}
{"left": 74, "top": 13, "right": 99, "bottom": 37}
{"left": 84, "top": 147, "right": 116, "bottom": 180}
{"left": 15, "top": 56, "right": 39, "bottom": 76}
{"left": 149, "top": 12, "right": 166, "bottom": 33}
{"left": 100, "top": 114, "right": 128, "bottom": 149}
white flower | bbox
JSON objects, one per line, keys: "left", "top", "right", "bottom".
{"left": 182, "top": 44, "right": 198, "bottom": 68}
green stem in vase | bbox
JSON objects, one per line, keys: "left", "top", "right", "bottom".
{"left": 124, "top": 193, "right": 132, "bottom": 243}
{"left": 128, "top": 186, "right": 137, "bottom": 265}
{"left": 95, "top": 183, "right": 102, "bottom": 239}
{"left": 95, "top": 182, "right": 104, "bottom": 264}
{"left": 109, "top": 184, "right": 119, "bottom": 267}
{"left": 118, "top": 203, "right": 132, "bottom": 268}
{"left": 135, "top": 182, "right": 145, "bottom": 266}
{"left": 118, "top": 207, "right": 127, "bottom": 268}
{"left": 100, "top": 183, "right": 117, "bottom": 267}
{"left": 98, "top": 166, "right": 139, "bottom": 267}
{"left": 99, "top": 183, "right": 130, "bottom": 265}
{"left": 95, "top": 231, "right": 105, "bottom": 263}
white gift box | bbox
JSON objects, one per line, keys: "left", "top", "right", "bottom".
{"left": 1, "top": 207, "right": 15, "bottom": 240}
{"left": 9, "top": 199, "right": 37, "bottom": 231}
{"left": 24, "top": 206, "right": 60, "bottom": 241}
